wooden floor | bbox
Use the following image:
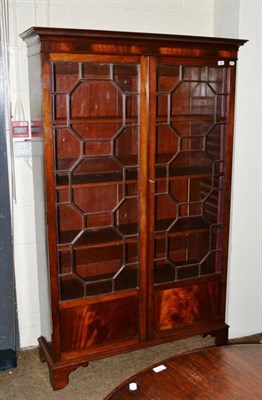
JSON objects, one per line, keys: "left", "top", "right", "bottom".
{"left": 104, "top": 344, "right": 262, "bottom": 399}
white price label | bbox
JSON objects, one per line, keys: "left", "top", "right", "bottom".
{"left": 153, "top": 364, "right": 167, "bottom": 373}
{"left": 129, "top": 382, "right": 137, "bottom": 391}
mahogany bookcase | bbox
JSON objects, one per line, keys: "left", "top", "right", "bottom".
{"left": 20, "top": 27, "right": 246, "bottom": 390}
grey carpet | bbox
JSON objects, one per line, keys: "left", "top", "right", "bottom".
{"left": 0, "top": 335, "right": 214, "bottom": 400}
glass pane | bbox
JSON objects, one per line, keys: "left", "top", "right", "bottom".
{"left": 114, "top": 263, "right": 138, "bottom": 291}
{"left": 201, "top": 251, "right": 221, "bottom": 276}
{"left": 84, "top": 140, "right": 112, "bottom": 156}
{"left": 75, "top": 245, "right": 123, "bottom": 282}
{"left": 116, "top": 196, "right": 138, "bottom": 236}
{"left": 114, "top": 64, "right": 139, "bottom": 93}
{"left": 126, "top": 95, "right": 139, "bottom": 120}
{"left": 154, "top": 62, "right": 230, "bottom": 286}
{"left": 155, "top": 260, "right": 176, "bottom": 284}
{"left": 71, "top": 123, "right": 122, "bottom": 140}
{"left": 155, "top": 194, "right": 177, "bottom": 232}
{"left": 208, "top": 67, "right": 230, "bottom": 94}
{"left": 72, "top": 157, "right": 122, "bottom": 185}
{"left": 156, "top": 125, "right": 178, "bottom": 164}
{"left": 73, "top": 184, "right": 123, "bottom": 213}
{"left": 52, "top": 60, "right": 140, "bottom": 300}
{"left": 183, "top": 66, "right": 207, "bottom": 81}
{"left": 157, "top": 65, "right": 180, "bottom": 92}
{"left": 53, "top": 94, "right": 67, "bottom": 119}
{"left": 83, "top": 63, "right": 110, "bottom": 79}
{"left": 54, "top": 62, "right": 79, "bottom": 93}
{"left": 172, "top": 121, "right": 213, "bottom": 136}
{"left": 57, "top": 204, "right": 83, "bottom": 244}
{"left": 54, "top": 128, "right": 81, "bottom": 173}
{"left": 153, "top": 230, "right": 223, "bottom": 284}
{"left": 70, "top": 81, "right": 123, "bottom": 119}
{"left": 60, "top": 276, "right": 84, "bottom": 301}
{"left": 115, "top": 127, "right": 138, "bottom": 166}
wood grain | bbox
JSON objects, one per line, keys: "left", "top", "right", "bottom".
{"left": 60, "top": 295, "right": 139, "bottom": 352}
{"left": 155, "top": 281, "right": 220, "bottom": 333}
{"left": 105, "top": 345, "right": 262, "bottom": 400}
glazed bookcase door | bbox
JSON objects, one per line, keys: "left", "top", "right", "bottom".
{"left": 149, "top": 58, "right": 231, "bottom": 338}
{"left": 50, "top": 55, "right": 145, "bottom": 357}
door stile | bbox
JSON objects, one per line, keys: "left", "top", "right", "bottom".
{"left": 42, "top": 53, "right": 61, "bottom": 359}
{"left": 138, "top": 56, "right": 149, "bottom": 341}
{"left": 220, "top": 64, "right": 236, "bottom": 322}
{"left": 147, "top": 56, "right": 157, "bottom": 340}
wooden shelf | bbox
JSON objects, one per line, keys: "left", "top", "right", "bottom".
{"left": 59, "top": 217, "right": 212, "bottom": 249}
{"left": 60, "top": 268, "right": 138, "bottom": 300}
{"left": 56, "top": 155, "right": 138, "bottom": 170}
{"left": 56, "top": 166, "right": 223, "bottom": 188}
{"left": 155, "top": 165, "right": 220, "bottom": 179}
{"left": 175, "top": 258, "right": 201, "bottom": 267}
{"left": 56, "top": 156, "right": 138, "bottom": 187}
{"left": 156, "top": 150, "right": 217, "bottom": 165}
{"left": 57, "top": 157, "right": 77, "bottom": 170}
{"left": 156, "top": 114, "right": 227, "bottom": 123}
{"left": 56, "top": 153, "right": 222, "bottom": 187}
{"left": 56, "top": 170, "right": 138, "bottom": 187}
{"left": 58, "top": 217, "right": 215, "bottom": 250}
{"left": 154, "top": 259, "right": 217, "bottom": 284}
{"left": 154, "top": 262, "right": 176, "bottom": 284}
{"left": 155, "top": 216, "right": 212, "bottom": 234}
{"left": 58, "top": 225, "right": 138, "bottom": 249}
{"left": 53, "top": 116, "right": 139, "bottom": 125}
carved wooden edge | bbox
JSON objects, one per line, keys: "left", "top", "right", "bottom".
{"left": 38, "top": 323, "right": 228, "bottom": 389}
{"left": 38, "top": 337, "right": 89, "bottom": 391}
{"left": 20, "top": 26, "right": 248, "bottom": 48}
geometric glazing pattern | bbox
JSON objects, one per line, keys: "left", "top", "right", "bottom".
{"left": 154, "top": 64, "right": 230, "bottom": 283}
{"left": 52, "top": 61, "right": 140, "bottom": 300}
{"left": 154, "top": 227, "right": 223, "bottom": 284}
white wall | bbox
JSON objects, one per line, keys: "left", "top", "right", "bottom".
{"left": 214, "top": 0, "right": 262, "bottom": 338}
{"left": 213, "top": 0, "right": 240, "bottom": 38}
{"left": 7, "top": 0, "right": 261, "bottom": 348}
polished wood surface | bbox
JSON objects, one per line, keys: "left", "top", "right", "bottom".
{"left": 105, "top": 345, "right": 262, "bottom": 400}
